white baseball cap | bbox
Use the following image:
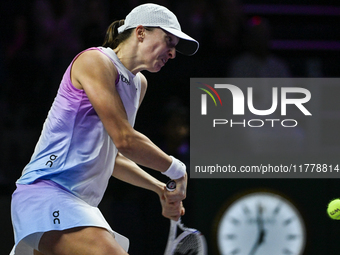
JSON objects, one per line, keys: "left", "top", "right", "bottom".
{"left": 118, "top": 3, "right": 199, "bottom": 56}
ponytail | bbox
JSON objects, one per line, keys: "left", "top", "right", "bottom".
{"left": 102, "top": 19, "right": 132, "bottom": 49}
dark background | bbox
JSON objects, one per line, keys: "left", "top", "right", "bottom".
{"left": 1, "top": 0, "right": 340, "bottom": 254}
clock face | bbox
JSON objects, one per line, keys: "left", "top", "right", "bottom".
{"left": 216, "top": 191, "right": 306, "bottom": 255}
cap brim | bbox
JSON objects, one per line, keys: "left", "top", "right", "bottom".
{"left": 161, "top": 27, "right": 199, "bottom": 56}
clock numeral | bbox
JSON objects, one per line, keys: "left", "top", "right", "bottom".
{"left": 283, "top": 217, "right": 294, "bottom": 226}
{"left": 286, "top": 234, "right": 298, "bottom": 240}
{"left": 228, "top": 248, "right": 240, "bottom": 255}
{"left": 242, "top": 205, "right": 251, "bottom": 215}
{"left": 282, "top": 248, "right": 294, "bottom": 254}
{"left": 273, "top": 204, "right": 281, "bottom": 216}
{"left": 230, "top": 217, "right": 241, "bottom": 225}
{"left": 225, "top": 234, "right": 236, "bottom": 240}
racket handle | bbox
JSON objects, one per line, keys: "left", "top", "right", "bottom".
{"left": 166, "top": 180, "right": 176, "bottom": 192}
{"left": 166, "top": 180, "right": 182, "bottom": 223}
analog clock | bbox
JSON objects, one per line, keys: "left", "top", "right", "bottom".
{"left": 215, "top": 191, "right": 306, "bottom": 255}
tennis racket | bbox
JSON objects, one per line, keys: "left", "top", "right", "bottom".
{"left": 164, "top": 180, "right": 207, "bottom": 255}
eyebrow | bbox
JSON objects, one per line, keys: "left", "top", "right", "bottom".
{"left": 166, "top": 34, "right": 179, "bottom": 47}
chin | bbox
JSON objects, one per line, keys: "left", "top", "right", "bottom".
{"left": 149, "top": 65, "right": 163, "bottom": 73}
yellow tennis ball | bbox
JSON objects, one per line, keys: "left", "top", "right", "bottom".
{"left": 327, "top": 199, "right": 340, "bottom": 220}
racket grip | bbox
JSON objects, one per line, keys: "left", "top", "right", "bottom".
{"left": 166, "top": 180, "right": 176, "bottom": 192}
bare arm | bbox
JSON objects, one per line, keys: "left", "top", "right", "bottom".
{"left": 113, "top": 153, "right": 164, "bottom": 195}
{"left": 71, "top": 50, "right": 186, "bottom": 199}
{"left": 71, "top": 50, "right": 171, "bottom": 171}
{"left": 113, "top": 153, "right": 184, "bottom": 220}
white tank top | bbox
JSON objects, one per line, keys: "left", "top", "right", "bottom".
{"left": 17, "top": 47, "right": 141, "bottom": 206}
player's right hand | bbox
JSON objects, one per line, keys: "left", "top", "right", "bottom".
{"left": 164, "top": 173, "right": 187, "bottom": 204}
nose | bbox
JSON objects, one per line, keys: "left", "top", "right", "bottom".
{"left": 168, "top": 47, "right": 176, "bottom": 59}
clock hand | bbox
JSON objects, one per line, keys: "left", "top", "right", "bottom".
{"left": 249, "top": 204, "right": 266, "bottom": 255}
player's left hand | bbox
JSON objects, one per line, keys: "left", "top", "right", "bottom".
{"left": 160, "top": 194, "right": 185, "bottom": 221}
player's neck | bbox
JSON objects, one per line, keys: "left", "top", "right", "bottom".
{"left": 115, "top": 45, "right": 146, "bottom": 75}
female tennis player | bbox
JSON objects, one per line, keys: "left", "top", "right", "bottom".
{"left": 10, "top": 3, "right": 199, "bottom": 255}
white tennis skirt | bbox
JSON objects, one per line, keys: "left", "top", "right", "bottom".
{"left": 10, "top": 179, "right": 129, "bottom": 255}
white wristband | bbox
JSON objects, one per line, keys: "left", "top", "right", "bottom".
{"left": 161, "top": 156, "right": 186, "bottom": 180}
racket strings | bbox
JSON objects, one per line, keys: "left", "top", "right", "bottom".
{"left": 173, "top": 233, "right": 203, "bottom": 255}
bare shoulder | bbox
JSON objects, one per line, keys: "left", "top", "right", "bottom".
{"left": 75, "top": 49, "right": 112, "bottom": 68}
{"left": 137, "top": 72, "right": 147, "bottom": 89}
{"left": 137, "top": 72, "right": 148, "bottom": 106}
{"left": 72, "top": 49, "right": 118, "bottom": 90}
